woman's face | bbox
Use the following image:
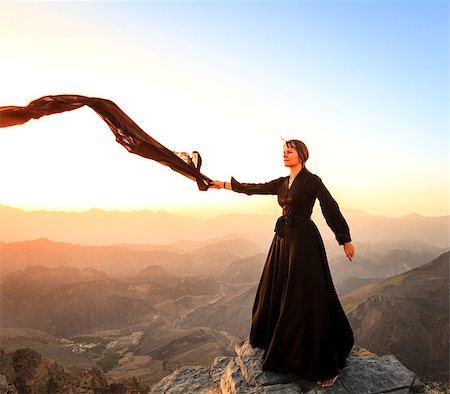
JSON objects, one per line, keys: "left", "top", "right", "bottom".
{"left": 283, "top": 144, "right": 301, "bottom": 167}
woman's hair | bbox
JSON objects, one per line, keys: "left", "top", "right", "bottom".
{"left": 284, "top": 139, "right": 309, "bottom": 165}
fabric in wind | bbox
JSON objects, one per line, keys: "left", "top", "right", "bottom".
{"left": 0, "top": 95, "right": 211, "bottom": 191}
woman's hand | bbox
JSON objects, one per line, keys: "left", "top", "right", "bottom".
{"left": 209, "top": 180, "right": 227, "bottom": 189}
{"left": 343, "top": 242, "right": 355, "bottom": 262}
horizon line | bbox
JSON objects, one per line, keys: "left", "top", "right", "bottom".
{"left": 0, "top": 203, "right": 448, "bottom": 220}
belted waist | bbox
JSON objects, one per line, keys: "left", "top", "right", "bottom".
{"left": 274, "top": 214, "right": 311, "bottom": 238}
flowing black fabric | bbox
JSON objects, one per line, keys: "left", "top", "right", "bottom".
{"left": 0, "top": 95, "right": 211, "bottom": 191}
{"left": 231, "top": 166, "right": 354, "bottom": 382}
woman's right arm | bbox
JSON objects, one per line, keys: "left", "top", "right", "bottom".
{"left": 210, "top": 177, "right": 284, "bottom": 195}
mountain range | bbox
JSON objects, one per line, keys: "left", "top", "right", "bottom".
{"left": 0, "top": 237, "right": 262, "bottom": 278}
{"left": 1, "top": 236, "right": 445, "bottom": 283}
{"left": 0, "top": 236, "right": 448, "bottom": 387}
{"left": 1, "top": 204, "right": 448, "bottom": 248}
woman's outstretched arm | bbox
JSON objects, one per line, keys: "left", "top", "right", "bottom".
{"left": 209, "top": 177, "right": 284, "bottom": 195}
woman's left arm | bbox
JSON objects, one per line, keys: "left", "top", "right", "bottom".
{"left": 314, "top": 176, "right": 355, "bottom": 261}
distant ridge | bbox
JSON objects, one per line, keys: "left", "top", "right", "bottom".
{"left": 342, "top": 251, "right": 449, "bottom": 382}
{"left": 1, "top": 204, "right": 448, "bottom": 247}
{"left": 1, "top": 203, "right": 444, "bottom": 218}
{"left": 0, "top": 238, "right": 245, "bottom": 277}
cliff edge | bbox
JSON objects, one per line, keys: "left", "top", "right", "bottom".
{"left": 149, "top": 338, "right": 426, "bottom": 394}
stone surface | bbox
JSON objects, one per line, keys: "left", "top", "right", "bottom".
{"left": 253, "top": 383, "right": 302, "bottom": 393}
{"left": 0, "top": 374, "right": 18, "bottom": 394}
{"left": 220, "top": 359, "right": 250, "bottom": 394}
{"left": 148, "top": 338, "right": 425, "bottom": 394}
{"left": 235, "top": 341, "right": 300, "bottom": 387}
{"left": 211, "top": 357, "right": 233, "bottom": 387}
{"left": 149, "top": 366, "right": 216, "bottom": 394}
{"left": 339, "top": 354, "right": 416, "bottom": 393}
{"left": 410, "top": 378, "right": 426, "bottom": 393}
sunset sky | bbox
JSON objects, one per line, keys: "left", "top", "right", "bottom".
{"left": 0, "top": 1, "right": 447, "bottom": 218}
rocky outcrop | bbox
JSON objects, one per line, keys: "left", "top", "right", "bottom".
{"left": 0, "top": 374, "right": 18, "bottom": 394}
{"left": 0, "top": 348, "right": 146, "bottom": 393}
{"left": 149, "top": 339, "right": 426, "bottom": 394}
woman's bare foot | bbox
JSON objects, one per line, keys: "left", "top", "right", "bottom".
{"left": 319, "top": 375, "right": 338, "bottom": 388}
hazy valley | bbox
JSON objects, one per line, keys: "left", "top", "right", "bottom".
{"left": 0, "top": 206, "right": 448, "bottom": 390}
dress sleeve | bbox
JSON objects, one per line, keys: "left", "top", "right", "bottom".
{"left": 314, "top": 176, "right": 352, "bottom": 245}
{"left": 230, "top": 176, "right": 283, "bottom": 195}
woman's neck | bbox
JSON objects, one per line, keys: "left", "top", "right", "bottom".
{"left": 289, "top": 163, "right": 303, "bottom": 179}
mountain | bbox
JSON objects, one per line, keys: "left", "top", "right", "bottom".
{"left": 335, "top": 276, "right": 382, "bottom": 296}
{"left": 169, "top": 234, "right": 263, "bottom": 253}
{"left": 219, "top": 253, "right": 266, "bottom": 284}
{"left": 0, "top": 327, "right": 99, "bottom": 372}
{"left": 0, "top": 205, "right": 274, "bottom": 246}
{"left": 136, "top": 326, "right": 236, "bottom": 371}
{"left": 329, "top": 247, "right": 446, "bottom": 284}
{"left": 1, "top": 265, "right": 108, "bottom": 295}
{"left": 137, "top": 265, "right": 179, "bottom": 287}
{"left": 179, "top": 285, "right": 257, "bottom": 338}
{"left": 1, "top": 237, "right": 448, "bottom": 388}
{"left": 2, "top": 237, "right": 445, "bottom": 290}
{"left": 0, "top": 238, "right": 253, "bottom": 278}
{"left": 342, "top": 251, "right": 449, "bottom": 382}
{"left": 0, "top": 348, "right": 146, "bottom": 393}
{"left": 0, "top": 238, "right": 161, "bottom": 278}
{"left": 314, "top": 211, "right": 449, "bottom": 249}
{"left": 189, "top": 238, "right": 265, "bottom": 259}
{"left": 139, "top": 238, "right": 267, "bottom": 278}
{"left": 1, "top": 204, "right": 448, "bottom": 248}
{"left": 0, "top": 265, "right": 221, "bottom": 337}
{"left": 1, "top": 274, "right": 158, "bottom": 337}
{"left": 1, "top": 236, "right": 445, "bottom": 287}
{"left": 0, "top": 238, "right": 223, "bottom": 278}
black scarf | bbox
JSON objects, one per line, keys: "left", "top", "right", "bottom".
{"left": 0, "top": 95, "right": 212, "bottom": 191}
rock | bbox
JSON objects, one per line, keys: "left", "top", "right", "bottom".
{"left": 0, "top": 374, "right": 18, "bottom": 394}
{"left": 149, "top": 339, "right": 426, "bottom": 394}
{"left": 220, "top": 359, "right": 250, "bottom": 394}
{"left": 339, "top": 353, "right": 415, "bottom": 393}
{"left": 234, "top": 339, "right": 300, "bottom": 387}
{"left": 149, "top": 366, "right": 218, "bottom": 394}
{"left": 0, "top": 348, "right": 143, "bottom": 393}
{"left": 211, "top": 357, "right": 233, "bottom": 387}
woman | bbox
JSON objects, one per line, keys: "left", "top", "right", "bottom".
{"left": 209, "top": 139, "right": 355, "bottom": 388}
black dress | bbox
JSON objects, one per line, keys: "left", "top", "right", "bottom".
{"left": 230, "top": 166, "right": 354, "bottom": 382}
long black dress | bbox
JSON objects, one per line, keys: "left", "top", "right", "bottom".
{"left": 230, "top": 166, "right": 354, "bottom": 382}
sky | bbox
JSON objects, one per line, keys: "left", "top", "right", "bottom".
{"left": 0, "top": 0, "right": 448, "bottom": 218}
